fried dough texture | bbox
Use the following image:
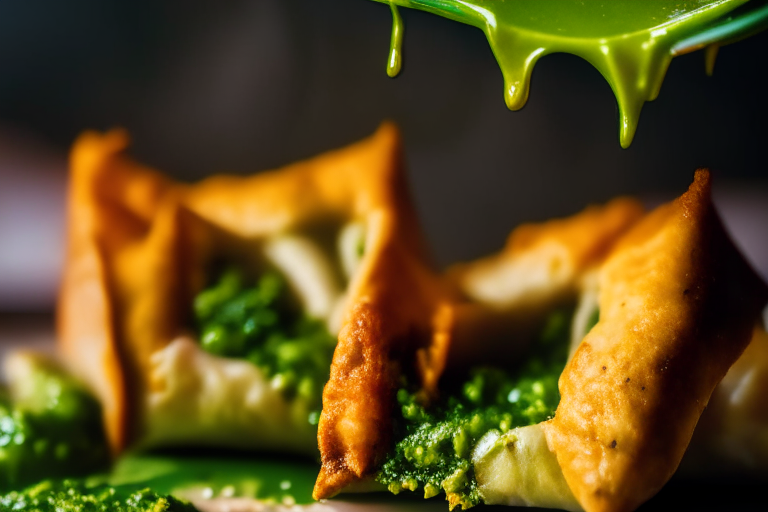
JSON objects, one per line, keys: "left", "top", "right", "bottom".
{"left": 445, "top": 198, "right": 644, "bottom": 371}
{"left": 314, "top": 197, "right": 644, "bottom": 500}
{"left": 542, "top": 170, "right": 768, "bottom": 512}
{"left": 449, "top": 197, "right": 645, "bottom": 309}
{"left": 59, "top": 123, "right": 448, "bottom": 457}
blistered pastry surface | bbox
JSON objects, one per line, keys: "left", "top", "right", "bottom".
{"left": 543, "top": 171, "right": 768, "bottom": 512}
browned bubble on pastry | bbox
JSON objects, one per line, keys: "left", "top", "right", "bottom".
{"left": 58, "top": 122, "right": 450, "bottom": 458}
{"left": 543, "top": 170, "right": 768, "bottom": 512}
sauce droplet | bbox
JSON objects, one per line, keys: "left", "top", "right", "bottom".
{"left": 379, "top": 0, "right": 749, "bottom": 147}
{"left": 387, "top": 3, "right": 404, "bottom": 77}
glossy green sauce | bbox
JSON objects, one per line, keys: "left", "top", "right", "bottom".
{"left": 0, "top": 357, "right": 109, "bottom": 491}
{"left": 194, "top": 268, "right": 336, "bottom": 419}
{"left": 0, "top": 451, "right": 320, "bottom": 511}
{"left": 378, "top": 0, "right": 747, "bottom": 147}
{"left": 109, "top": 451, "right": 318, "bottom": 505}
{"left": 377, "top": 309, "right": 571, "bottom": 509}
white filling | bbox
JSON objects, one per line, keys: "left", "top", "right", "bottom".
{"left": 472, "top": 425, "right": 581, "bottom": 511}
{"left": 142, "top": 224, "right": 367, "bottom": 454}
{"left": 263, "top": 235, "right": 343, "bottom": 323}
{"left": 337, "top": 221, "right": 366, "bottom": 281}
{"left": 142, "top": 336, "right": 318, "bottom": 455}
{"left": 461, "top": 242, "right": 574, "bottom": 308}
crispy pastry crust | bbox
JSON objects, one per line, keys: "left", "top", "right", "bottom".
{"left": 59, "top": 123, "right": 447, "bottom": 456}
{"left": 315, "top": 196, "right": 644, "bottom": 498}
{"left": 312, "top": 181, "right": 455, "bottom": 498}
{"left": 543, "top": 170, "right": 768, "bottom": 512}
{"left": 445, "top": 198, "right": 644, "bottom": 370}
{"left": 448, "top": 197, "right": 645, "bottom": 308}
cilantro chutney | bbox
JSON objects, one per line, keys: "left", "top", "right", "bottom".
{"left": 377, "top": 0, "right": 747, "bottom": 147}
{"left": 193, "top": 267, "right": 336, "bottom": 423}
{"left": 377, "top": 309, "right": 572, "bottom": 509}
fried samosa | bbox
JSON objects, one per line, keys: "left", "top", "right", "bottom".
{"left": 58, "top": 123, "right": 452, "bottom": 458}
{"left": 314, "top": 170, "right": 768, "bottom": 512}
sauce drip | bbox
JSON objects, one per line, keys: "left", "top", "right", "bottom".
{"left": 376, "top": 0, "right": 748, "bottom": 147}
{"left": 388, "top": 3, "right": 404, "bottom": 77}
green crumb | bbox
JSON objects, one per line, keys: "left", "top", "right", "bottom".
{"left": 193, "top": 268, "right": 336, "bottom": 417}
{"left": 376, "top": 309, "right": 572, "bottom": 509}
{"left": 0, "top": 479, "right": 198, "bottom": 512}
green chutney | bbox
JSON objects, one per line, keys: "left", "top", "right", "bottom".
{"left": 193, "top": 267, "right": 336, "bottom": 423}
{"left": 0, "top": 355, "right": 109, "bottom": 492}
{"left": 377, "top": 309, "right": 572, "bottom": 509}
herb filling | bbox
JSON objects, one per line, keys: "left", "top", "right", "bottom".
{"left": 376, "top": 309, "right": 572, "bottom": 509}
{"left": 194, "top": 268, "right": 336, "bottom": 420}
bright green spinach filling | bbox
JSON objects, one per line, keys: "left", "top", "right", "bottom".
{"left": 0, "top": 357, "right": 109, "bottom": 492}
{"left": 376, "top": 309, "right": 573, "bottom": 509}
{"left": 0, "top": 479, "right": 197, "bottom": 512}
{"left": 194, "top": 268, "right": 336, "bottom": 420}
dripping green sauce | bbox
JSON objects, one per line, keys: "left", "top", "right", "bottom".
{"left": 377, "top": 309, "right": 572, "bottom": 509}
{"left": 194, "top": 267, "right": 336, "bottom": 421}
{"left": 388, "top": 3, "right": 404, "bottom": 77}
{"left": 377, "top": 0, "right": 747, "bottom": 147}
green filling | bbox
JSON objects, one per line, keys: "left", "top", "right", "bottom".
{"left": 194, "top": 268, "right": 336, "bottom": 420}
{"left": 376, "top": 309, "right": 572, "bottom": 509}
{"left": 0, "top": 357, "right": 109, "bottom": 492}
{"left": 0, "top": 479, "right": 197, "bottom": 512}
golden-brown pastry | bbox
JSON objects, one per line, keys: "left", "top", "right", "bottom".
{"left": 445, "top": 198, "right": 645, "bottom": 369}
{"left": 542, "top": 170, "right": 767, "bottom": 512}
{"left": 58, "top": 122, "right": 452, "bottom": 459}
{"left": 448, "top": 197, "right": 645, "bottom": 309}
{"left": 315, "top": 170, "right": 768, "bottom": 512}
{"left": 315, "top": 195, "right": 645, "bottom": 501}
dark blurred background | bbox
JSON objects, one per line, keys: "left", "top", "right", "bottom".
{"left": 0, "top": 0, "right": 767, "bottom": 313}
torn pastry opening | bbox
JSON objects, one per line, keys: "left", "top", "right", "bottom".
{"left": 142, "top": 218, "right": 370, "bottom": 455}
{"left": 321, "top": 197, "right": 645, "bottom": 510}
{"left": 316, "top": 171, "right": 768, "bottom": 512}
{"left": 58, "top": 122, "right": 416, "bottom": 461}
{"left": 377, "top": 305, "right": 581, "bottom": 511}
